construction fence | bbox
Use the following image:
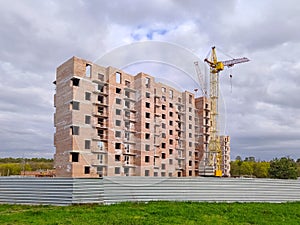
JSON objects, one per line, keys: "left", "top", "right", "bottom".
{"left": 0, "top": 177, "right": 299, "bottom": 205}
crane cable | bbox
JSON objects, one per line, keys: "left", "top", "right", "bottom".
{"left": 230, "top": 71, "right": 233, "bottom": 93}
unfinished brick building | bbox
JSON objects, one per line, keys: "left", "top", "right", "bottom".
{"left": 54, "top": 56, "right": 230, "bottom": 177}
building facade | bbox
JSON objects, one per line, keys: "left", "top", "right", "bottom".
{"left": 54, "top": 56, "right": 230, "bottom": 177}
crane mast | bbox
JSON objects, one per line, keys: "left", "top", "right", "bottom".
{"left": 203, "top": 46, "right": 249, "bottom": 177}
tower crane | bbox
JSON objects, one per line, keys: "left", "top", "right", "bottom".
{"left": 204, "top": 46, "right": 249, "bottom": 177}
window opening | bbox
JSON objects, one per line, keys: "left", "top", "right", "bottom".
{"left": 85, "top": 140, "right": 91, "bottom": 149}
{"left": 71, "top": 152, "right": 79, "bottom": 162}
{"left": 116, "top": 72, "right": 121, "bottom": 83}
{"left": 85, "top": 115, "right": 91, "bottom": 124}
{"left": 70, "top": 126, "right": 79, "bottom": 135}
{"left": 84, "top": 166, "right": 90, "bottom": 174}
{"left": 85, "top": 92, "right": 91, "bottom": 101}
{"left": 85, "top": 64, "right": 91, "bottom": 78}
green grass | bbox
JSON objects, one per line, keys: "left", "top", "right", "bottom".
{"left": 0, "top": 202, "right": 300, "bottom": 225}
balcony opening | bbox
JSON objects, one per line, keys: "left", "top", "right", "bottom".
{"left": 97, "top": 141, "right": 105, "bottom": 151}
{"left": 115, "top": 155, "right": 121, "bottom": 162}
{"left": 125, "top": 131, "right": 130, "bottom": 141}
{"left": 125, "top": 80, "right": 130, "bottom": 88}
{"left": 125, "top": 144, "right": 130, "bottom": 152}
{"left": 98, "top": 73, "right": 104, "bottom": 81}
{"left": 98, "top": 154, "right": 103, "bottom": 163}
{"left": 98, "top": 106, "right": 104, "bottom": 114}
{"left": 98, "top": 95, "right": 104, "bottom": 103}
{"left": 71, "top": 78, "right": 80, "bottom": 86}
{"left": 124, "top": 155, "right": 129, "bottom": 164}
{"left": 98, "top": 129, "right": 104, "bottom": 137}
{"left": 98, "top": 84, "right": 104, "bottom": 91}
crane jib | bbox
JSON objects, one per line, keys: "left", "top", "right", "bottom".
{"left": 222, "top": 57, "right": 250, "bottom": 67}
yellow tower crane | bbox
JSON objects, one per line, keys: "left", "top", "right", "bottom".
{"left": 204, "top": 46, "right": 249, "bottom": 177}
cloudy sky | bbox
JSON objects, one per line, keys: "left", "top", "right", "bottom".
{"left": 0, "top": 0, "right": 299, "bottom": 160}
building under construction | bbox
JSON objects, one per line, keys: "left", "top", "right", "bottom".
{"left": 53, "top": 56, "right": 231, "bottom": 177}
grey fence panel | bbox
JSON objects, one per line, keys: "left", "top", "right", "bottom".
{"left": 0, "top": 177, "right": 73, "bottom": 205}
{"left": 72, "top": 178, "right": 103, "bottom": 204}
{"left": 102, "top": 177, "right": 300, "bottom": 204}
{"left": 0, "top": 177, "right": 103, "bottom": 205}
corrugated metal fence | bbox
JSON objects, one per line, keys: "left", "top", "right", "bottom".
{"left": 0, "top": 177, "right": 103, "bottom": 205}
{"left": 0, "top": 177, "right": 299, "bottom": 205}
{"left": 103, "top": 177, "right": 300, "bottom": 204}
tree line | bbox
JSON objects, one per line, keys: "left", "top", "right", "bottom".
{"left": 0, "top": 157, "right": 299, "bottom": 179}
{"left": 0, "top": 158, "right": 53, "bottom": 176}
{"left": 230, "top": 156, "right": 300, "bottom": 179}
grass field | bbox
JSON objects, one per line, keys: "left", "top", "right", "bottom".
{"left": 0, "top": 202, "right": 300, "bottom": 225}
